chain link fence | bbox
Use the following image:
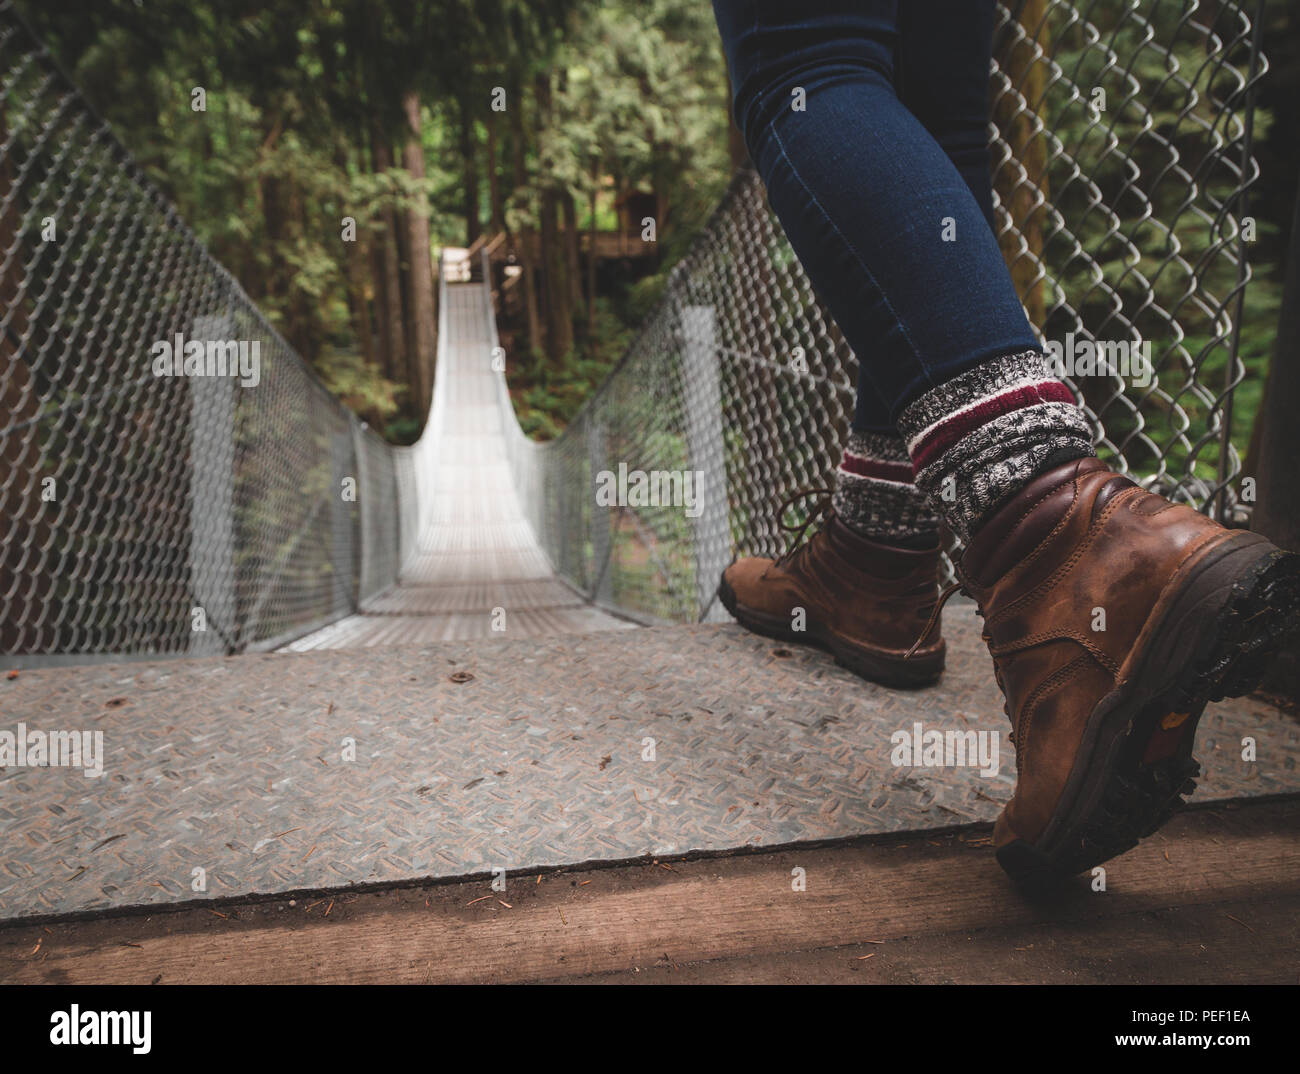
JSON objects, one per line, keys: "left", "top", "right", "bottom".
{"left": 0, "top": 3, "right": 402, "bottom": 665}
{"left": 501, "top": 0, "right": 1267, "bottom": 623}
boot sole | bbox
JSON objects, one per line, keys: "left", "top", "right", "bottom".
{"left": 716, "top": 574, "right": 945, "bottom": 688}
{"left": 997, "top": 533, "right": 1300, "bottom": 892}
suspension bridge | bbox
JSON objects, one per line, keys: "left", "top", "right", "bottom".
{"left": 284, "top": 263, "right": 634, "bottom": 648}
{"left": 3, "top": 2, "right": 1300, "bottom": 981}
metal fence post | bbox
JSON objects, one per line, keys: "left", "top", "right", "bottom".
{"left": 331, "top": 426, "right": 358, "bottom": 617}
{"left": 188, "top": 312, "right": 237, "bottom": 655}
{"left": 679, "top": 303, "right": 729, "bottom": 621}
{"left": 586, "top": 416, "right": 614, "bottom": 605}
{"left": 352, "top": 419, "right": 374, "bottom": 603}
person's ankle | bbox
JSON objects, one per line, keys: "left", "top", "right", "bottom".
{"left": 964, "top": 444, "right": 1097, "bottom": 540}
{"left": 832, "top": 429, "right": 941, "bottom": 549}
{"left": 837, "top": 514, "right": 938, "bottom": 550}
{"left": 896, "top": 350, "right": 1095, "bottom": 542}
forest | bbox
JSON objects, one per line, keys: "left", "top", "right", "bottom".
{"left": 15, "top": 0, "right": 733, "bottom": 444}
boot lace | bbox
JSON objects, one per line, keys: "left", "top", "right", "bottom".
{"left": 904, "top": 579, "right": 967, "bottom": 660}
{"left": 773, "top": 486, "right": 834, "bottom": 568}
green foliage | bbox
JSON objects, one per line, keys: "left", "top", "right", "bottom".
{"left": 622, "top": 273, "right": 671, "bottom": 326}
{"left": 537, "top": 0, "right": 730, "bottom": 220}
{"left": 495, "top": 0, "right": 731, "bottom": 436}
{"left": 315, "top": 348, "right": 405, "bottom": 425}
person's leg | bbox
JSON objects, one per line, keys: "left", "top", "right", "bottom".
{"left": 713, "top": 0, "right": 1300, "bottom": 885}
{"left": 715, "top": 0, "right": 985, "bottom": 686}
{"left": 831, "top": 431, "right": 938, "bottom": 547}
{"left": 896, "top": 0, "right": 999, "bottom": 232}
{"left": 713, "top": 0, "right": 1093, "bottom": 542}
{"left": 830, "top": 0, "right": 999, "bottom": 550}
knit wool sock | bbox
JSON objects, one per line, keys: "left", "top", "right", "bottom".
{"left": 832, "top": 430, "right": 942, "bottom": 546}
{"left": 897, "top": 350, "right": 1096, "bottom": 542}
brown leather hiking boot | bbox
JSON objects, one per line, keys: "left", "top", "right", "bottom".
{"left": 951, "top": 456, "right": 1300, "bottom": 887}
{"left": 717, "top": 493, "right": 945, "bottom": 687}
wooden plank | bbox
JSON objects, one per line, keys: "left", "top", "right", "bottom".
{"left": 549, "top": 893, "right": 1300, "bottom": 983}
{"left": 3, "top": 798, "right": 1297, "bottom": 985}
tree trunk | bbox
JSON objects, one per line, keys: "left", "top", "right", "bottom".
{"left": 371, "top": 125, "right": 408, "bottom": 389}
{"left": 396, "top": 204, "right": 416, "bottom": 396}
{"left": 562, "top": 188, "right": 582, "bottom": 318}
{"left": 402, "top": 89, "right": 436, "bottom": 415}
{"left": 459, "top": 93, "right": 481, "bottom": 246}
{"left": 587, "top": 172, "right": 598, "bottom": 337}
{"left": 648, "top": 163, "right": 669, "bottom": 268}
{"left": 993, "top": 0, "right": 1049, "bottom": 331}
{"left": 338, "top": 147, "right": 375, "bottom": 374}
{"left": 258, "top": 117, "right": 318, "bottom": 362}
{"left": 371, "top": 240, "right": 394, "bottom": 381}
{"left": 486, "top": 109, "right": 504, "bottom": 235}
{"left": 534, "top": 73, "right": 573, "bottom": 362}
{"left": 347, "top": 233, "right": 375, "bottom": 371}
{"left": 539, "top": 186, "right": 573, "bottom": 361}
{"left": 724, "top": 68, "right": 749, "bottom": 171}
{"left": 510, "top": 75, "right": 542, "bottom": 358}
{"left": 1251, "top": 171, "right": 1300, "bottom": 705}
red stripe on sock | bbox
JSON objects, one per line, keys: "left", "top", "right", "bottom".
{"left": 840, "top": 453, "right": 915, "bottom": 483}
{"left": 911, "top": 381, "right": 1075, "bottom": 473}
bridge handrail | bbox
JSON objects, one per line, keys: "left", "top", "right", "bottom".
{"left": 0, "top": 2, "right": 403, "bottom": 664}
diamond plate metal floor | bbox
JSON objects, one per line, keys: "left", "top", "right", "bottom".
{"left": 286, "top": 282, "right": 633, "bottom": 649}
{"left": 3, "top": 602, "right": 1296, "bottom": 922}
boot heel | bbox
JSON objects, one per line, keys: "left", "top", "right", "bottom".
{"left": 1146, "top": 539, "right": 1300, "bottom": 710}
{"left": 826, "top": 635, "right": 944, "bottom": 689}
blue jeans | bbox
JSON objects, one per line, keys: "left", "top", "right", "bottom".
{"left": 712, "top": 0, "right": 1040, "bottom": 433}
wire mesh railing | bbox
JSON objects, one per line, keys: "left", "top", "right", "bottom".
{"left": 0, "top": 2, "right": 403, "bottom": 664}
{"left": 499, "top": 0, "right": 1268, "bottom": 623}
